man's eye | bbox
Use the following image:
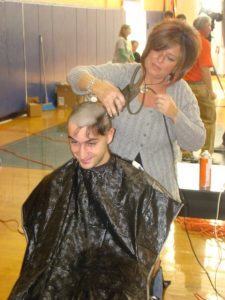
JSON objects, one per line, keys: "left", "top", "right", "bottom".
{"left": 70, "top": 140, "right": 78, "bottom": 144}
{"left": 87, "top": 142, "right": 96, "bottom": 146}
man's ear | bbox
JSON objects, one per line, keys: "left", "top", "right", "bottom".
{"left": 107, "top": 128, "right": 115, "bottom": 144}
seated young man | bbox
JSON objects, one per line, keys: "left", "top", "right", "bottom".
{"left": 9, "top": 102, "right": 182, "bottom": 300}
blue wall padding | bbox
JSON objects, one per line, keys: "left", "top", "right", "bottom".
{"left": 0, "top": 2, "right": 126, "bottom": 119}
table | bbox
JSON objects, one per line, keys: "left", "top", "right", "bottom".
{"left": 177, "top": 162, "right": 225, "bottom": 220}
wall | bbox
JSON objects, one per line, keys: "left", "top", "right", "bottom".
{"left": 123, "top": 0, "right": 147, "bottom": 54}
{"left": 176, "top": 0, "right": 200, "bottom": 23}
{"left": 2, "top": 0, "right": 212, "bottom": 120}
{"left": 0, "top": 2, "right": 125, "bottom": 119}
{"left": 22, "top": 0, "right": 166, "bottom": 10}
{"left": 17, "top": 0, "right": 122, "bottom": 8}
{"left": 144, "top": 1, "right": 164, "bottom": 11}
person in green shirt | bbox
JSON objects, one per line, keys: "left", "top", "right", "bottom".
{"left": 112, "top": 24, "right": 135, "bottom": 63}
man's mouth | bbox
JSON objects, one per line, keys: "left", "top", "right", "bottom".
{"left": 80, "top": 157, "right": 92, "bottom": 165}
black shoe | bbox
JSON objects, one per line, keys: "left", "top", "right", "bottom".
{"left": 214, "top": 144, "right": 225, "bottom": 153}
{"left": 182, "top": 154, "right": 198, "bottom": 163}
{"left": 163, "top": 280, "right": 171, "bottom": 288}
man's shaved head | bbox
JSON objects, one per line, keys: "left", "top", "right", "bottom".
{"left": 68, "top": 102, "right": 112, "bottom": 136}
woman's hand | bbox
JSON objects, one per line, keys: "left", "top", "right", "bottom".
{"left": 153, "top": 94, "right": 178, "bottom": 122}
{"left": 93, "top": 80, "right": 126, "bottom": 117}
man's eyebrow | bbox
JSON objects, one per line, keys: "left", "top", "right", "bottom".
{"left": 68, "top": 135, "right": 75, "bottom": 140}
{"left": 68, "top": 136, "right": 98, "bottom": 142}
{"left": 87, "top": 138, "right": 98, "bottom": 142}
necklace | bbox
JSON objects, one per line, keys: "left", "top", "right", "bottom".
{"left": 139, "top": 83, "right": 157, "bottom": 95}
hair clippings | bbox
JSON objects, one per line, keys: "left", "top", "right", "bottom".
{"left": 139, "top": 84, "right": 157, "bottom": 95}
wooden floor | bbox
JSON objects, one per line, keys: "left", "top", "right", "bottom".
{"left": 0, "top": 78, "right": 225, "bottom": 300}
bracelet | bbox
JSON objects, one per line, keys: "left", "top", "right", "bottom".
{"left": 86, "top": 78, "right": 97, "bottom": 94}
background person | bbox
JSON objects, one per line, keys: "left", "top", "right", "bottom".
{"left": 131, "top": 40, "right": 141, "bottom": 63}
{"left": 164, "top": 10, "right": 174, "bottom": 19}
{"left": 67, "top": 19, "right": 206, "bottom": 299}
{"left": 176, "top": 13, "right": 187, "bottom": 22}
{"left": 8, "top": 102, "right": 181, "bottom": 300}
{"left": 112, "top": 24, "right": 135, "bottom": 63}
{"left": 184, "top": 15, "right": 217, "bottom": 161}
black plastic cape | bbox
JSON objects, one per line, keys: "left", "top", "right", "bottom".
{"left": 9, "top": 155, "right": 182, "bottom": 300}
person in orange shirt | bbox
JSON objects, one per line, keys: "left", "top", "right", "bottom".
{"left": 183, "top": 15, "right": 216, "bottom": 161}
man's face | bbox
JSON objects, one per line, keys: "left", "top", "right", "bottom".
{"left": 132, "top": 42, "right": 138, "bottom": 52}
{"left": 200, "top": 22, "right": 211, "bottom": 38}
{"left": 68, "top": 123, "right": 114, "bottom": 169}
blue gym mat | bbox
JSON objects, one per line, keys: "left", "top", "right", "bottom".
{"left": 0, "top": 123, "right": 71, "bottom": 170}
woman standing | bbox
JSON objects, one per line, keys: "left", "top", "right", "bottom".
{"left": 67, "top": 20, "right": 206, "bottom": 299}
{"left": 112, "top": 24, "right": 135, "bottom": 63}
{"left": 67, "top": 19, "right": 205, "bottom": 202}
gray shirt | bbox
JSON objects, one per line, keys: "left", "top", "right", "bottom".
{"left": 67, "top": 63, "right": 206, "bottom": 201}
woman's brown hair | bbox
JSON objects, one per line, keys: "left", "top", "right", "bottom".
{"left": 119, "top": 24, "right": 131, "bottom": 40}
{"left": 141, "top": 19, "right": 200, "bottom": 82}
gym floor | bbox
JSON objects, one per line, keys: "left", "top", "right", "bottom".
{"left": 0, "top": 76, "right": 225, "bottom": 300}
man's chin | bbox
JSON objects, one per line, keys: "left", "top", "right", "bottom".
{"left": 79, "top": 159, "right": 94, "bottom": 169}
{"left": 80, "top": 165, "right": 93, "bottom": 170}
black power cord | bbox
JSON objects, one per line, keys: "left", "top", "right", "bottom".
{"left": 163, "top": 114, "right": 225, "bottom": 299}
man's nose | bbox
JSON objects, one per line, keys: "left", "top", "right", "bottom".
{"left": 78, "top": 144, "right": 87, "bottom": 158}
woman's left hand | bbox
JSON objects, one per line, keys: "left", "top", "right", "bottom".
{"left": 153, "top": 94, "right": 178, "bottom": 122}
